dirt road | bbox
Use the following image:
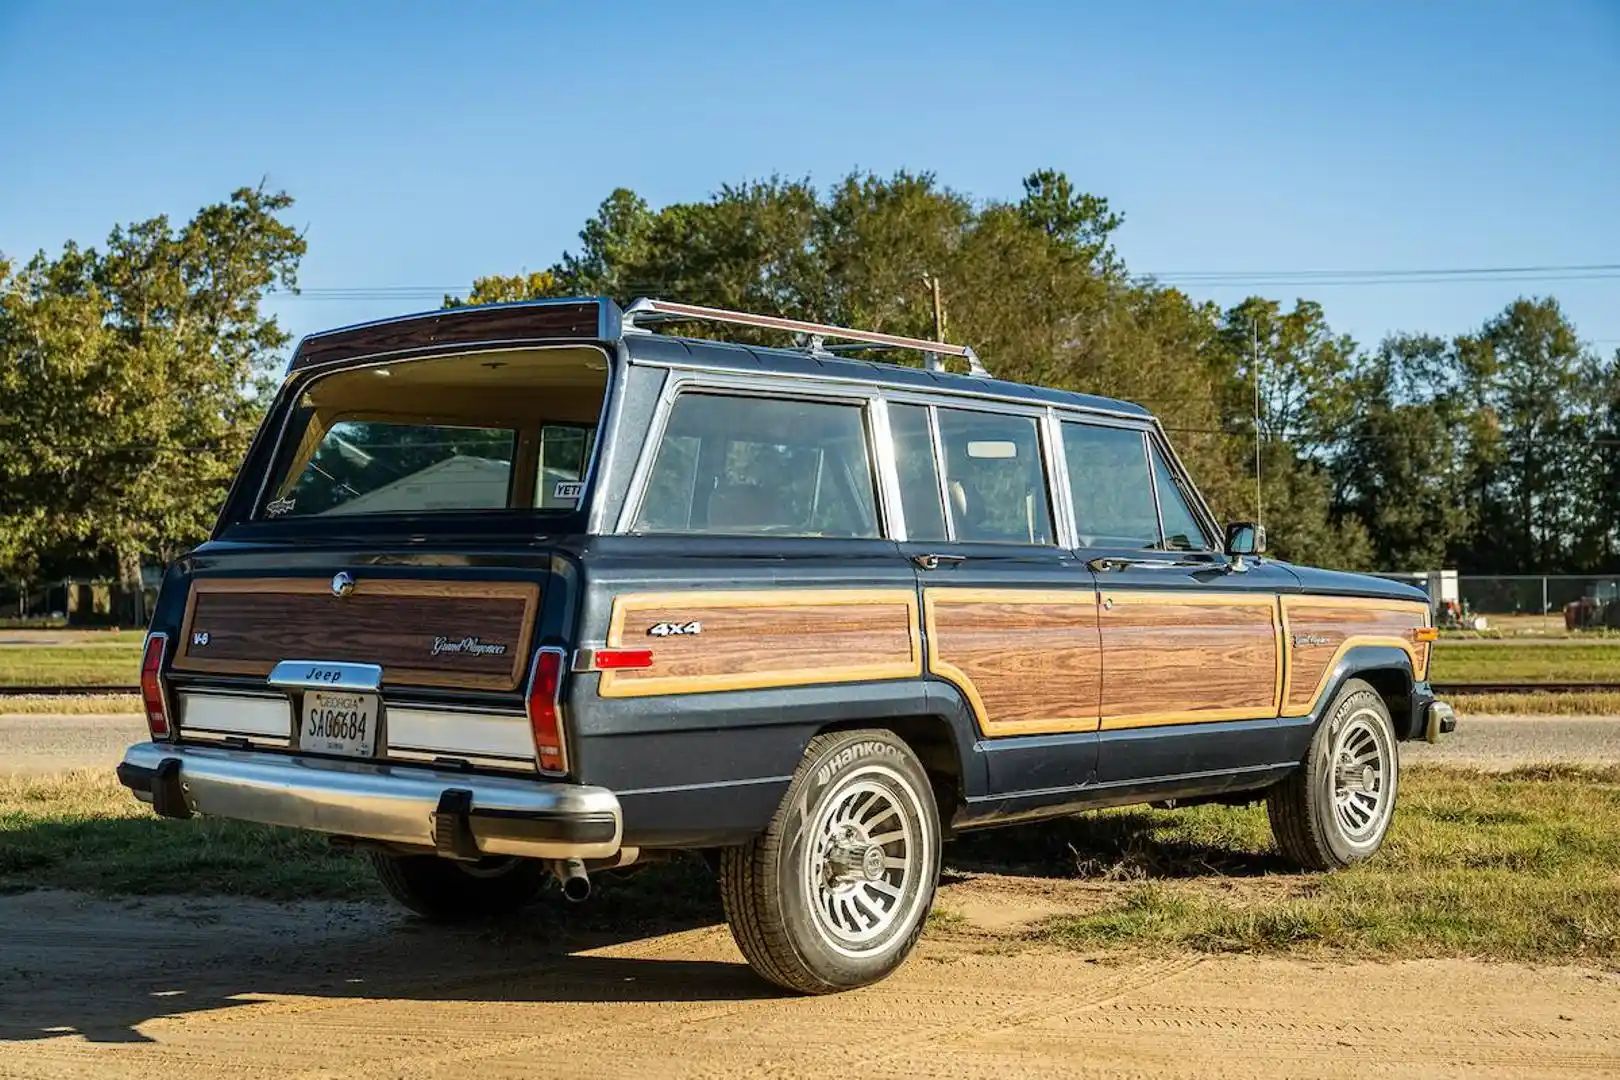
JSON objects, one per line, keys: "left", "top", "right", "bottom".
{"left": 5, "top": 715, "right": 1619, "bottom": 1077}
{"left": 0, "top": 889, "right": 1615, "bottom": 1080}
{"left": 0, "top": 713, "right": 146, "bottom": 774}
{"left": 5, "top": 712, "right": 1615, "bottom": 775}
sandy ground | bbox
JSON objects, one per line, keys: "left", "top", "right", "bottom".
{"left": 0, "top": 888, "right": 1616, "bottom": 1080}
{"left": 3, "top": 714, "right": 1619, "bottom": 1078}
{"left": 3, "top": 712, "right": 1615, "bottom": 776}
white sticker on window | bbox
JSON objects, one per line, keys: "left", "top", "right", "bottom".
{"left": 553, "top": 481, "right": 584, "bottom": 500}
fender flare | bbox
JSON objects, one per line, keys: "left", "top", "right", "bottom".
{"left": 1277, "top": 644, "right": 1418, "bottom": 757}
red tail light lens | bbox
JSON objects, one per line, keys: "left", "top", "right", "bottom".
{"left": 140, "top": 633, "right": 170, "bottom": 739}
{"left": 525, "top": 648, "right": 568, "bottom": 774}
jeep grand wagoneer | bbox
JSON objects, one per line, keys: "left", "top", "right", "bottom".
{"left": 118, "top": 297, "right": 1455, "bottom": 993}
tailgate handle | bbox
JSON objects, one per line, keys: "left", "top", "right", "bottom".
{"left": 268, "top": 660, "right": 383, "bottom": 692}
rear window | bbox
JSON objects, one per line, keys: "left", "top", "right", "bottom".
{"left": 259, "top": 348, "right": 607, "bottom": 519}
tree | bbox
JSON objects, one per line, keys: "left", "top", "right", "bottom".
{"left": 1455, "top": 298, "right": 1594, "bottom": 573}
{"left": 1331, "top": 336, "right": 1475, "bottom": 570}
{"left": 0, "top": 185, "right": 305, "bottom": 621}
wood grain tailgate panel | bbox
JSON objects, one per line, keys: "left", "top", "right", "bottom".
{"left": 599, "top": 589, "right": 920, "bottom": 698}
{"left": 175, "top": 578, "right": 539, "bottom": 691}
{"left": 925, "top": 590, "right": 1101, "bottom": 736}
{"left": 1099, "top": 593, "right": 1281, "bottom": 729}
{"left": 1282, "top": 597, "right": 1430, "bottom": 715}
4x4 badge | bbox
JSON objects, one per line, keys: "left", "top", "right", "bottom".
{"left": 648, "top": 621, "right": 702, "bottom": 637}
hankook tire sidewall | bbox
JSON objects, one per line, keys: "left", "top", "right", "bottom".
{"left": 777, "top": 734, "right": 939, "bottom": 982}
{"left": 1315, "top": 688, "right": 1398, "bottom": 864}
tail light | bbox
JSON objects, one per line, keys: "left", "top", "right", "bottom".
{"left": 140, "top": 633, "right": 171, "bottom": 739}
{"left": 525, "top": 647, "right": 568, "bottom": 775}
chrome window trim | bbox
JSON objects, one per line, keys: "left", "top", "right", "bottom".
{"left": 626, "top": 356, "right": 1152, "bottom": 422}
{"left": 868, "top": 396, "right": 908, "bottom": 542}
{"left": 925, "top": 402, "right": 957, "bottom": 542}
{"left": 583, "top": 339, "right": 632, "bottom": 534}
{"left": 613, "top": 374, "right": 885, "bottom": 538}
{"left": 249, "top": 342, "right": 616, "bottom": 523}
{"left": 1142, "top": 429, "right": 1169, "bottom": 548}
{"left": 1042, "top": 408, "right": 1079, "bottom": 551}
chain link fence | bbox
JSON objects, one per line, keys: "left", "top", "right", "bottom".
{"left": 1374, "top": 572, "right": 1620, "bottom": 634}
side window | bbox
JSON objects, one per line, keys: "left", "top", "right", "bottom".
{"left": 633, "top": 393, "right": 880, "bottom": 538}
{"left": 1149, "top": 442, "right": 1213, "bottom": 551}
{"left": 936, "top": 408, "right": 1054, "bottom": 545}
{"left": 889, "top": 404, "right": 947, "bottom": 542}
{"left": 536, "top": 424, "right": 596, "bottom": 510}
{"left": 1063, "top": 423, "right": 1159, "bottom": 548}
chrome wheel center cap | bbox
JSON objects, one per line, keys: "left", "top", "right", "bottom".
{"left": 861, "top": 845, "right": 885, "bottom": 882}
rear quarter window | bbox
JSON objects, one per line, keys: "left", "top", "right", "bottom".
{"left": 633, "top": 393, "right": 880, "bottom": 538}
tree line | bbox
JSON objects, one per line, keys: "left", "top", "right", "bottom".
{"left": 3, "top": 171, "right": 1615, "bottom": 617}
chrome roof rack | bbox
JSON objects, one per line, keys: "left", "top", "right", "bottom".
{"left": 622, "top": 297, "right": 989, "bottom": 377}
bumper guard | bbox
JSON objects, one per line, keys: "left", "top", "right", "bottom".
{"left": 116, "top": 742, "right": 622, "bottom": 860}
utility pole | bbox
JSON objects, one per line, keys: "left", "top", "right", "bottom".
{"left": 922, "top": 274, "right": 946, "bottom": 342}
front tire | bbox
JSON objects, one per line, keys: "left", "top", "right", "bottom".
{"left": 1267, "top": 678, "right": 1400, "bottom": 870}
{"left": 720, "top": 729, "right": 941, "bottom": 994}
{"left": 369, "top": 852, "right": 546, "bottom": 921}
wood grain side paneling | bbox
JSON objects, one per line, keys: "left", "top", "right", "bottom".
{"left": 1281, "top": 597, "right": 1430, "bottom": 715}
{"left": 1098, "top": 592, "right": 1282, "bottom": 730}
{"left": 925, "top": 589, "right": 1101, "bottom": 737}
{"left": 598, "top": 589, "right": 920, "bottom": 698}
{"left": 174, "top": 578, "right": 539, "bottom": 691}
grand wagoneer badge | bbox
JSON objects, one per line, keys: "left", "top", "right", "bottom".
{"left": 430, "top": 635, "right": 508, "bottom": 658}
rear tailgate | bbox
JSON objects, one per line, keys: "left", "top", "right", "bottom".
{"left": 158, "top": 555, "right": 564, "bottom": 774}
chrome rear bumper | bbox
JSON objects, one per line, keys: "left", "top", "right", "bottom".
{"left": 116, "top": 742, "right": 621, "bottom": 860}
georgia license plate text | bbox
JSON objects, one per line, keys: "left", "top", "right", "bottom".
{"left": 302, "top": 691, "right": 377, "bottom": 757}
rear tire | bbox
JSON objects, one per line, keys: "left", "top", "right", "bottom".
{"left": 369, "top": 852, "right": 546, "bottom": 921}
{"left": 1267, "top": 678, "right": 1400, "bottom": 870}
{"left": 720, "top": 729, "right": 941, "bottom": 994}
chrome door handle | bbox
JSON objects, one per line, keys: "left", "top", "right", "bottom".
{"left": 912, "top": 553, "right": 967, "bottom": 571}
{"left": 1087, "top": 556, "right": 1208, "bottom": 573}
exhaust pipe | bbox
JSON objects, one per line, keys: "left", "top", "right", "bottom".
{"left": 552, "top": 858, "right": 591, "bottom": 902}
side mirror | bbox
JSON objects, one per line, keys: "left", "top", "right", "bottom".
{"left": 1225, "top": 522, "right": 1267, "bottom": 559}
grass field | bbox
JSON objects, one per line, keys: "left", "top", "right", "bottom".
{"left": 987, "top": 764, "right": 1620, "bottom": 965}
{"left": 1428, "top": 641, "right": 1620, "bottom": 684}
{"left": 4, "top": 766, "right": 1617, "bottom": 965}
{"left": 0, "top": 643, "right": 143, "bottom": 687}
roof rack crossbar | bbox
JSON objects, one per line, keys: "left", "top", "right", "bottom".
{"left": 622, "top": 298, "right": 989, "bottom": 377}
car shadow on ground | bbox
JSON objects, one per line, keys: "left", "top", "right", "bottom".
{"left": 0, "top": 810, "right": 1290, "bottom": 1043}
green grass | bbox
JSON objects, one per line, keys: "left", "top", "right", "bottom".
{"left": 5, "top": 766, "right": 1618, "bottom": 966}
{"left": 1430, "top": 641, "right": 1620, "bottom": 684}
{"left": 0, "top": 770, "right": 721, "bottom": 931}
{"left": 0, "top": 643, "right": 142, "bottom": 687}
{"left": 1026, "top": 765, "right": 1620, "bottom": 966}
{"left": 0, "top": 769, "right": 377, "bottom": 899}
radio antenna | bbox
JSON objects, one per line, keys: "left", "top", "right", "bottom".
{"left": 1253, "top": 317, "right": 1264, "bottom": 528}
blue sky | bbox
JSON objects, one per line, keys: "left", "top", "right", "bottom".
{"left": 2, "top": 0, "right": 1616, "bottom": 357}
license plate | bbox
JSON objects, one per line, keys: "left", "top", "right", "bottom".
{"left": 301, "top": 690, "right": 379, "bottom": 758}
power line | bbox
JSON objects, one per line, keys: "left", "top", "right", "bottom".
{"left": 265, "top": 262, "right": 1620, "bottom": 301}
